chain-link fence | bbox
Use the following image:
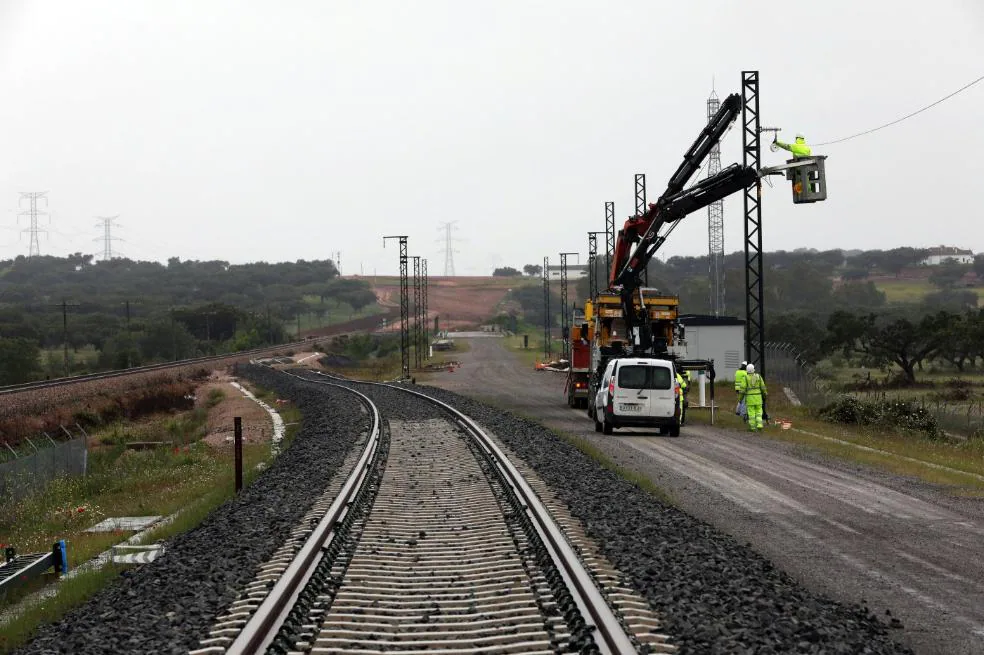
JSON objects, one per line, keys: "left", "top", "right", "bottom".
{"left": 766, "top": 342, "right": 984, "bottom": 437}
{"left": 0, "top": 429, "right": 88, "bottom": 502}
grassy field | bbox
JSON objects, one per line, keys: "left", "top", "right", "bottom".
{"left": 0, "top": 383, "right": 288, "bottom": 653}
{"left": 873, "top": 277, "right": 984, "bottom": 304}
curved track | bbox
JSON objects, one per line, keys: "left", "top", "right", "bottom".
{"left": 194, "top": 369, "right": 647, "bottom": 655}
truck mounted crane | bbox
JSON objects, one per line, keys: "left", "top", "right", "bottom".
{"left": 581, "top": 88, "right": 827, "bottom": 422}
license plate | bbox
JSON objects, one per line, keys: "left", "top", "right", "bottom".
{"left": 619, "top": 403, "right": 642, "bottom": 412}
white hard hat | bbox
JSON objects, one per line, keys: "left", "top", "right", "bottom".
{"left": 746, "top": 363, "right": 755, "bottom": 373}
{"left": 795, "top": 133, "right": 805, "bottom": 140}
{"left": 741, "top": 360, "right": 747, "bottom": 366}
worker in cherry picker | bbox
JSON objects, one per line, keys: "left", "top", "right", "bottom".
{"left": 773, "top": 133, "right": 812, "bottom": 158}
{"left": 738, "top": 363, "right": 768, "bottom": 431}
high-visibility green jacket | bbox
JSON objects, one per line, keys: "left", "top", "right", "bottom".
{"left": 739, "top": 373, "right": 768, "bottom": 406}
{"left": 776, "top": 137, "right": 812, "bottom": 158}
{"left": 734, "top": 368, "right": 747, "bottom": 392}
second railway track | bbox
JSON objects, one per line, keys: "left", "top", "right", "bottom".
{"left": 194, "top": 369, "right": 671, "bottom": 654}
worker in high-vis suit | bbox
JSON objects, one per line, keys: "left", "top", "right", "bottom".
{"left": 675, "top": 371, "right": 689, "bottom": 425}
{"left": 739, "top": 363, "right": 768, "bottom": 431}
{"left": 734, "top": 361, "right": 748, "bottom": 392}
{"left": 774, "top": 133, "right": 812, "bottom": 158}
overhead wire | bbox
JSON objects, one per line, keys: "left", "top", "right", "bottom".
{"left": 815, "top": 73, "right": 984, "bottom": 146}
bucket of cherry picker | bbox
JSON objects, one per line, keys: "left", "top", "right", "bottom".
{"left": 786, "top": 155, "right": 828, "bottom": 203}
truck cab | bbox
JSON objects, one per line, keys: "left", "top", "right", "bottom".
{"left": 593, "top": 356, "right": 680, "bottom": 436}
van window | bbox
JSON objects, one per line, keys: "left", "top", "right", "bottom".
{"left": 617, "top": 365, "right": 672, "bottom": 390}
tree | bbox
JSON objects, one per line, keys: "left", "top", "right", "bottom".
{"left": 523, "top": 264, "right": 543, "bottom": 277}
{"left": 935, "top": 311, "right": 978, "bottom": 372}
{"left": 766, "top": 313, "right": 826, "bottom": 363}
{"left": 875, "top": 247, "right": 928, "bottom": 278}
{"left": 0, "top": 337, "right": 40, "bottom": 384}
{"left": 974, "top": 255, "right": 984, "bottom": 280}
{"left": 832, "top": 281, "right": 886, "bottom": 309}
{"left": 929, "top": 261, "right": 969, "bottom": 290}
{"left": 826, "top": 311, "right": 943, "bottom": 384}
{"left": 492, "top": 266, "right": 522, "bottom": 277}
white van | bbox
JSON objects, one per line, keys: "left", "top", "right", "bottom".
{"left": 593, "top": 357, "right": 680, "bottom": 436}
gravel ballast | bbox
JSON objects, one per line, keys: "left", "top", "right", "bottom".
{"left": 400, "top": 382, "right": 912, "bottom": 655}
{"left": 14, "top": 365, "right": 366, "bottom": 655}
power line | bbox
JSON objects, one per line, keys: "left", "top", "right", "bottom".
{"left": 815, "top": 73, "right": 984, "bottom": 146}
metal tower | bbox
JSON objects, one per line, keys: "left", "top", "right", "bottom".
{"left": 412, "top": 256, "right": 422, "bottom": 369}
{"left": 18, "top": 192, "right": 48, "bottom": 258}
{"left": 635, "top": 175, "right": 648, "bottom": 286}
{"left": 438, "top": 221, "right": 459, "bottom": 276}
{"left": 383, "top": 236, "right": 410, "bottom": 379}
{"left": 587, "top": 231, "right": 604, "bottom": 300}
{"left": 422, "top": 258, "right": 429, "bottom": 360}
{"left": 559, "top": 252, "right": 578, "bottom": 360}
{"left": 95, "top": 216, "right": 122, "bottom": 261}
{"left": 707, "top": 89, "right": 726, "bottom": 315}
{"left": 604, "top": 201, "right": 615, "bottom": 282}
{"left": 542, "top": 256, "right": 551, "bottom": 358}
{"left": 742, "top": 71, "right": 766, "bottom": 374}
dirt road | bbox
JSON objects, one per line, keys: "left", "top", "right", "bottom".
{"left": 426, "top": 338, "right": 984, "bottom": 655}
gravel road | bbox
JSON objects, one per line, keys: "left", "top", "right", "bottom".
{"left": 425, "top": 337, "right": 984, "bottom": 655}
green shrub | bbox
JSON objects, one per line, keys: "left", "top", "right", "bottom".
{"left": 818, "top": 395, "right": 941, "bottom": 438}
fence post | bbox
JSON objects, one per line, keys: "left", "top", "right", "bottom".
{"left": 234, "top": 417, "right": 243, "bottom": 493}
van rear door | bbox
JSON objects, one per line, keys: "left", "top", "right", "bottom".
{"left": 613, "top": 362, "right": 653, "bottom": 418}
{"left": 649, "top": 363, "right": 675, "bottom": 418}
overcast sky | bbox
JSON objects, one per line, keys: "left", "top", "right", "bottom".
{"left": 1, "top": 1, "right": 982, "bottom": 275}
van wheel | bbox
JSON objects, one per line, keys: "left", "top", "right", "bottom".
{"left": 658, "top": 427, "right": 668, "bottom": 436}
{"left": 669, "top": 424, "right": 681, "bottom": 437}
{"left": 602, "top": 419, "right": 613, "bottom": 435}
{"left": 594, "top": 416, "right": 602, "bottom": 432}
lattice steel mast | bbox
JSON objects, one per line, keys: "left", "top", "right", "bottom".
{"left": 383, "top": 236, "right": 410, "bottom": 379}
{"left": 707, "top": 88, "right": 726, "bottom": 315}
{"left": 742, "top": 71, "right": 766, "bottom": 374}
{"left": 542, "top": 256, "right": 551, "bottom": 358}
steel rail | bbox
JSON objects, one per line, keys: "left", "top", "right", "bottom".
{"left": 223, "top": 375, "right": 381, "bottom": 655}
{"left": 314, "top": 371, "right": 636, "bottom": 655}
{"left": 0, "top": 341, "right": 312, "bottom": 395}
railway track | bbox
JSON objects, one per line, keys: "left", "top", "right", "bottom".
{"left": 0, "top": 341, "right": 312, "bottom": 395}
{"left": 193, "top": 370, "right": 666, "bottom": 654}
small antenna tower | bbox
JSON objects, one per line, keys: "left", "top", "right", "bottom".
{"left": 18, "top": 192, "right": 49, "bottom": 258}
{"left": 437, "top": 221, "right": 460, "bottom": 276}
{"left": 95, "top": 216, "right": 122, "bottom": 260}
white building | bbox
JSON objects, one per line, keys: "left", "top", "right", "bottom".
{"left": 920, "top": 246, "right": 974, "bottom": 266}
{"left": 677, "top": 314, "right": 745, "bottom": 381}
{"left": 546, "top": 264, "right": 589, "bottom": 280}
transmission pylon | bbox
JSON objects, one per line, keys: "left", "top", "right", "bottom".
{"left": 18, "top": 192, "right": 48, "bottom": 258}
{"left": 707, "top": 88, "right": 726, "bottom": 315}
{"left": 95, "top": 216, "right": 122, "bottom": 261}
{"left": 383, "top": 236, "right": 410, "bottom": 379}
{"left": 438, "top": 221, "right": 459, "bottom": 276}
